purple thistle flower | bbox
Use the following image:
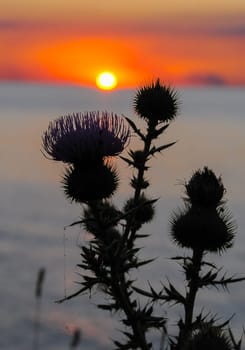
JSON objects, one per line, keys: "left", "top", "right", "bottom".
{"left": 42, "top": 111, "right": 130, "bottom": 164}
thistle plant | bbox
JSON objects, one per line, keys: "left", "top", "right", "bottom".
{"left": 42, "top": 79, "right": 244, "bottom": 350}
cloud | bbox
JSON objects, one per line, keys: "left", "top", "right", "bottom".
{"left": 10, "top": 14, "right": 245, "bottom": 46}
{"left": 1, "top": 14, "right": 245, "bottom": 39}
{"left": 0, "top": 20, "right": 17, "bottom": 29}
{"left": 0, "top": 19, "right": 32, "bottom": 30}
{"left": 217, "top": 25, "right": 245, "bottom": 37}
{"left": 0, "top": 65, "right": 27, "bottom": 80}
{"left": 185, "top": 73, "right": 226, "bottom": 86}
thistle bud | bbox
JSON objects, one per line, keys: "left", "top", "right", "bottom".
{"left": 133, "top": 79, "right": 179, "bottom": 124}
{"left": 170, "top": 207, "right": 235, "bottom": 252}
{"left": 185, "top": 327, "right": 232, "bottom": 350}
{"left": 185, "top": 167, "right": 225, "bottom": 208}
{"left": 124, "top": 195, "right": 155, "bottom": 229}
{"left": 83, "top": 201, "right": 121, "bottom": 237}
{"left": 62, "top": 163, "right": 119, "bottom": 203}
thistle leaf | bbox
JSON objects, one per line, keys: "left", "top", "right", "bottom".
{"left": 163, "top": 282, "right": 186, "bottom": 305}
{"left": 149, "top": 141, "right": 176, "bottom": 156}
{"left": 55, "top": 286, "right": 88, "bottom": 303}
{"left": 124, "top": 116, "right": 146, "bottom": 141}
{"left": 120, "top": 156, "right": 135, "bottom": 166}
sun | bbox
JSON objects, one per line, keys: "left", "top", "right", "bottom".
{"left": 96, "top": 71, "right": 118, "bottom": 90}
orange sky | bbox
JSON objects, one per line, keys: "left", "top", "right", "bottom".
{"left": 1, "top": 1, "right": 245, "bottom": 87}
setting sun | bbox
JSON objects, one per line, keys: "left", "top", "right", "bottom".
{"left": 96, "top": 71, "right": 118, "bottom": 90}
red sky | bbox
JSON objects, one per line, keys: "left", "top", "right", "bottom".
{"left": 1, "top": 1, "right": 245, "bottom": 88}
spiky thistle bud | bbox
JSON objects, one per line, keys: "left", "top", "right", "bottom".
{"left": 185, "top": 326, "right": 232, "bottom": 350}
{"left": 124, "top": 194, "right": 155, "bottom": 229}
{"left": 170, "top": 168, "right": 236, "bottom": 252}
{"left": 133, "top": 79, "right": 179, "bottom": 124}
{"left": 83, "top": 201, "right": 121, "bottom": 237}
{"left": 185, "top": 167, "right": 225, "bottom": 208}
{"left": 170, "top": 207, "right": 235, "bottom": 252}
{"left": 62, "top": 163, "right": 119, "bottom": 203}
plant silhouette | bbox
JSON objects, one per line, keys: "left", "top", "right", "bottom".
{"left": 42, "top": 79, "right": 245, "bottom": 350}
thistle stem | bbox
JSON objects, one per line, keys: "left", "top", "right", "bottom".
{"left": 88, "top": 201, "right": 150, "bottom": 350}
{"left": 124, "top": 121, "right": 157, "bottom": 247}
{"left": 134, "top": 121, "right": 156, "bottom": 200}
{"left": 111, "top": 269, "right": 150, "bottom": 350}
{"left": 178, "top": 248, "right": 204, "bottom": 350}
{"left": 106, "top": 122, "right": 157, "bottom": 349}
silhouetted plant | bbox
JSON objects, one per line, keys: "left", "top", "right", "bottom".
{"left": 42, "top": 79, "right": 244, "bottom": 350}
{"left": 32, "top": 268, "right": 46, "bottom": 350}
{"left": 70, "top": 328, "right": 82, "bottom": 349}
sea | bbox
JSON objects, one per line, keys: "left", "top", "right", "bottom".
{"left": 0, "top": 82, "right": 245, "bottom": 350}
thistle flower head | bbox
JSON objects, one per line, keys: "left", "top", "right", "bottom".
{"left": 185, "top": 167, "right": 225, "bottom": 208}
{"left": 83, "top": 201, "right": 121, "bottom": 237}
{"left": 186, "top": 326, "right": 232, "bottom": 350}
{"left": 42, "top": 111, "right": 130, "bottom": 164}
{"left": 62, "top": 163, "right": 119, "bottom": 202}
{"left": 170, "top": 207, "right": 235, "bottom": 252}
{"left": 123, "top": 194, "right": 155, "bottom": 229}
{"left": 134, "top": 79, "right": 179, "bottom": 124}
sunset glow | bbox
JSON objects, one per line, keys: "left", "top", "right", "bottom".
{"left": 96, "top": 72, "right": 117, "bottom": 90}
{"left": 1, "top": 1, "right": 245, "bottom": 87}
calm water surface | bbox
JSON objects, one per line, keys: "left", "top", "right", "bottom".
{"left": 0, "top": 83, "right": 245, "bottom": 349}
